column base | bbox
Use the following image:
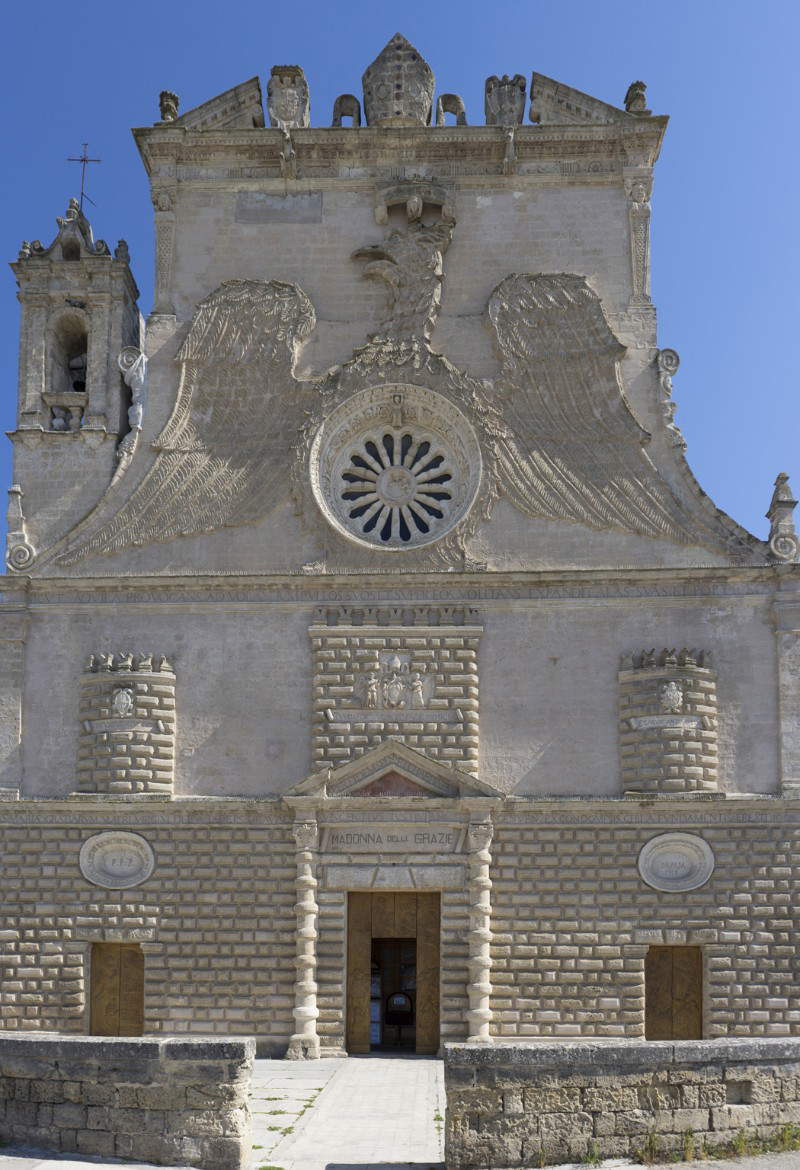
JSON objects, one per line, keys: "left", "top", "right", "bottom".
{"left": 465, "top": 1034, "right": 494, "bottom": 1046}
{"left": 286, "top": 1034, "right": 321, "bottom": 1060}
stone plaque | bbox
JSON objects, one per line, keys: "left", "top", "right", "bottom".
{"left": 321, "top": 824, "right": 465, "bottom": 854}
{"left": 235, "top": 191, "right": 322, "bottom": 223}
{"left": 79, "top": 831, "right": 155, "bottom": 889}
{"left": 637, "top": 832, "right": 715, "bottom": 893}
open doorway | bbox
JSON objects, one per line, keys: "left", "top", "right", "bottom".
{"left": 347, "top": 892, "right": 439, "bottom": 1054}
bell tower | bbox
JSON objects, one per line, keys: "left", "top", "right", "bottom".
{"left": 8, "top": 199, "right": 142, "bottom": 566}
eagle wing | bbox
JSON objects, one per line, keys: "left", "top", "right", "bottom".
{"left": 59, "top": 279, "right": 315, "bottom": 563}
{"left": 485, "top": 273, "right": 705, "bottom": 544}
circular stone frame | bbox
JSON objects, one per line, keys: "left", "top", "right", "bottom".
{"left": 637, "top": 832, "right": 715, "bottom": 893}
{"left": 79, "top": 831, "right": 155, "bottom": 890}
{"left": 309, "top": 384, "right": 482, "bottom": 550}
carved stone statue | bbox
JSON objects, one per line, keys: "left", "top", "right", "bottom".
{"left": 362, "top": 33, "right": 434, "bottom": 126}
{"left": 267, "top": 66, "right": 310, "bottom": 130}
{"left": 485, "top": 74, "right": 526, "bottom": 126}
{"left": 159, "top": 91, "right": 179, "bottom": 121}
{"left": 365, "top": 673, "right": 380, "bottom": 709}
{"left": 624, "top": 81, "right": 650, "bottom": 115}
{"left": 410, "top": 672, "right": 426, "bottom": 707}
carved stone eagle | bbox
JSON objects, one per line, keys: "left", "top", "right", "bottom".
{"left": 53, "top": 215, "right": 747, "bottom": 567}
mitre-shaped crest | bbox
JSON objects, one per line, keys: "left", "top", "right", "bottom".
{"left": 362, "top": 33, "right": 434, "bottom": 127}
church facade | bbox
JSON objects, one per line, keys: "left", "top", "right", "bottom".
{"left": 2, "top": 35, "right": 799, "bottom": 1057}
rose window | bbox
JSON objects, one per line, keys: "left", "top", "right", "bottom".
{"left": 310, "top": 384, "right": 482, "bottom": 550}
{"left": 341, "top": 431, "right": 454, "bottom": 544}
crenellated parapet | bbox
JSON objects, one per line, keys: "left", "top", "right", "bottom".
{"left": 619, "top": 649, "right": 718, "bottom": 795}
{"left": 74, "top": 653, "right": 176, "bottom": 798}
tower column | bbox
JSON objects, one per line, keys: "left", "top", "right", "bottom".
{"left": 286, "top": 818, "right": 321, "bottom": 1059}
{"left": 466, "top": 818, "right": 494, "bottom": 1044}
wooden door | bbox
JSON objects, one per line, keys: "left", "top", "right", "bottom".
{"left": 415, "top": 893, "right": 440, "bottom": 1055}
{"left": 346, "top": 893, "right": 372, "bottom": 1053}
{"left": 645, "top": 945, "right": 702, "bottom": 1040}
{"left": 346, "top": 892, "right": 440, "bottom": 1055}
{"left": 90, "top": 943, "right": 144, "bottom": 1036}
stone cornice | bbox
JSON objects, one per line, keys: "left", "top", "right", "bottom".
{"left": 0, "top": 793, "right": 795, "bottom": 829}
{"left": 133, "top": 119, "right": 668, "bottom": 181}
{"left": 0, "top": 565, "right": 789, "bottom": 611}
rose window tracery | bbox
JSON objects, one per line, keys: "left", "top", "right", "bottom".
{"left": 341, "top": 431, "right": 454, "bottom": 544}
{"left": 310, "top": 384, "right": 482, "bottom": 550}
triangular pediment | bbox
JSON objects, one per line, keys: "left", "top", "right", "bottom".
{"left": 287, "top": 741, "right": 505, "bottom": 800}
{"left": 171, "top": 77, "right": 265, "bottom": 130}
{"left": 531, "top": 72, "right": 635, "bottom": 125}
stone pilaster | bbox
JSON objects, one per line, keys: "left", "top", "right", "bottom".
{"left": 286, "top": 818, "right": 321, "bottom": 1059}
{"left": 151, "top": 188, "right": 176, "bottom": 315}
{"left": 624, "top": 172, "right": 652, "bottom": 306}
{"left": 466, "top": 819, "right": 493, "bottom": 1044}
{"left": 0, "top": 611, "right": 29, "bottom": 798}
{"left": 774, "top": 578, "right": 800, "bottom": 796}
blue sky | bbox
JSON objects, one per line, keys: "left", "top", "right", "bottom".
{"left": 1, "top": 0, "right": 797, "bottom": 543}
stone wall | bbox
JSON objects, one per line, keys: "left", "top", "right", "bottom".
{"left": 0, "top": 805, "right": 295, "bottom": 1049}
{"left": 445, "top": 1038, "right": 800, "bottom": 1167}
{"left": 489, "top": 809, "right": 800, "bottom": 1039}
{"left": 1, "top": 800, "right": 800, "bottom": 1044}
{"left": 0, "top": 1033, "right": 253, "bottom": 1169}
{"left": 310, "top": 607, "right": 481, "bottom": 775}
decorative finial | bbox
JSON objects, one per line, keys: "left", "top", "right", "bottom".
{"left": 767, "top": 472, "right": 799, "bottom": 563}
{"left": 624, "top": 81, "right": 651, "bottom": 115}
{"left": 159, "top": 90, "right": 179, "bottom": 121}
{"left": 362, "top": 33, "right": 434, "bottom": 127}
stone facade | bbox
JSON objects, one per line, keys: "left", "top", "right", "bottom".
{"left": 1, "top": 37, "right": 799, "bottom": 1059}
{"left": 445, "top": 1038, "right": 800, "bottom": 1165}
{"left": 0, "top": 1033, "right": 253, "bottom": 1169}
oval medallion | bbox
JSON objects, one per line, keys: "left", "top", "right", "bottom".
{"left": 79, "top": 831, "right": 155, "bottom": 889}
{"left": 637, "top": 832, "right": 715, "bottom": 892}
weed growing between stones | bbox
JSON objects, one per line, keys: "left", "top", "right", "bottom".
{"left": 580, "top": 1138, "right": 600, "bottom": 1164}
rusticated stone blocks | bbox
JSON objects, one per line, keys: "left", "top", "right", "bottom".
{"left": 75, "top": 653, "right": 176, "bottom": 796}
{"left": 0, "top": 1034, "right": 254, "bottom": 1170}
{"left": 445, "top": 1038, "right": 800, "bottom": 1167}
{"left": 310, "top": 606, "right": 481, "bottom": 774}
{"left": 619, "top": 649, "right": 718, "bottom": 795}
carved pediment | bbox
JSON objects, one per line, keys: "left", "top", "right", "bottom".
{"left": 168, "top": 77, "right": 265, "bottom": 131}
{"left": 287, "top": 741, "right": 504, "bottom": 801}
{"left": 530, "top": 73, "right": 635, "bottom": 125}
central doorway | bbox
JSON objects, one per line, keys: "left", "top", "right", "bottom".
{"left": 346, "top": 891, "right": 440, "bottom": 1055}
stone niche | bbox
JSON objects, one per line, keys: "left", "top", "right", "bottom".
{"left": 74, "top": 653, "right": 176, "bottom": 797}
{"left": 310, "top": 606, "right": 481, "bottom": 775}
{"left": 618, "top": 648, "right": 718, "bottom": 795}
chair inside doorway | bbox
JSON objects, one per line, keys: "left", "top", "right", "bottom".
{"left": 371, "top": 938, "right": 416, "bottom": 1050}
